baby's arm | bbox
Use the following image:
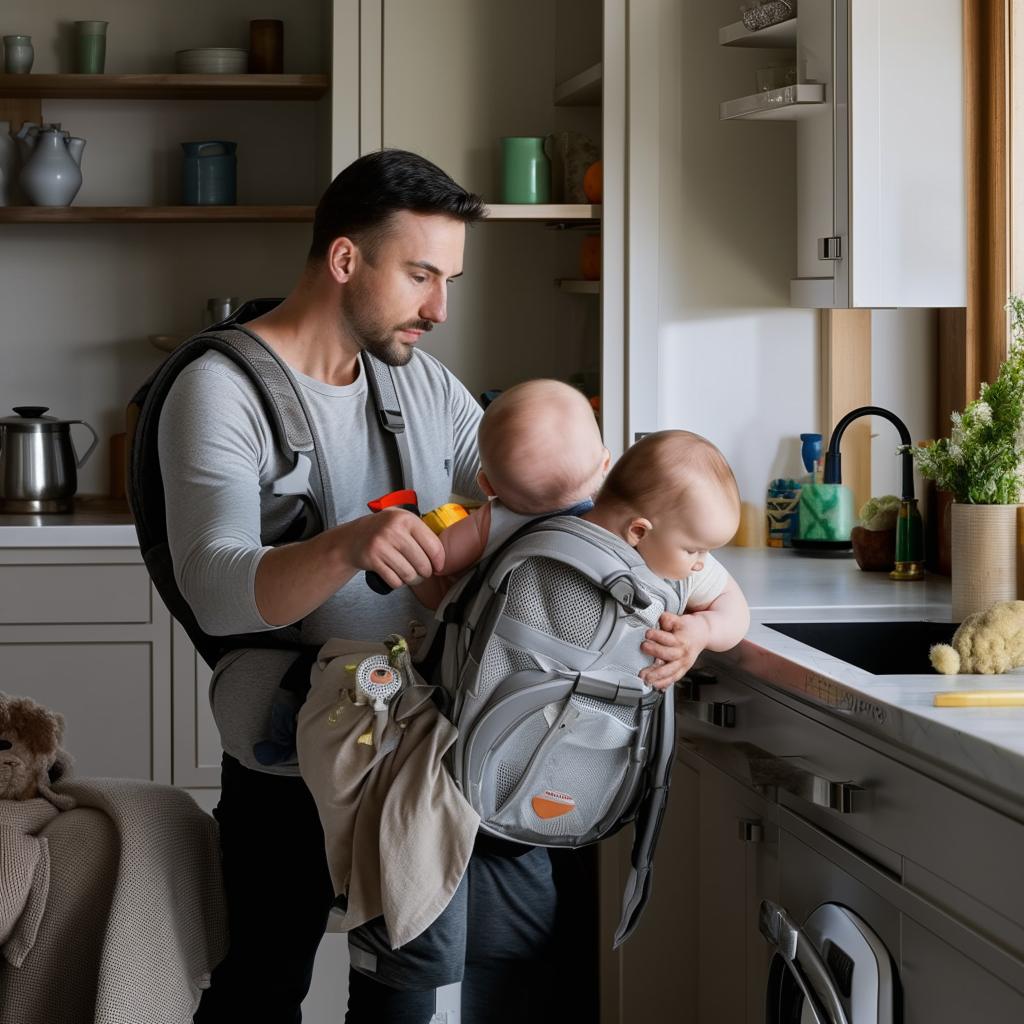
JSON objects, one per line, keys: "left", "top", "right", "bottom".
{"left": 411, "top": 503, "right": 493, "bottom": 610}
{"left": 640, "top": 575, "right": 750, "bottom": 691}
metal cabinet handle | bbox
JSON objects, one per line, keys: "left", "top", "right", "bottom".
{"left": 677, "top": 698, "right": 736, "bottom": 728}
{"left": 738, "top": 818, "right": 764, "bottom": 843}
{"left": 759, "top": 900, "right": 850, "bottom": 1024}
{"left": 749, "top": 752, "right": 865, "bottom": 813}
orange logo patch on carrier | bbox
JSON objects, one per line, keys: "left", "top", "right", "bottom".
{"left": 531, "top": 790, "right": 576, "bottom": 819}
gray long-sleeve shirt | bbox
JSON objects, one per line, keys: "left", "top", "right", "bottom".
{"left": 158, "top": 346, "right": 483, "bottom": 773}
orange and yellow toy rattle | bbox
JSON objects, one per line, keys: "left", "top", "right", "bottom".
{"left": 365, "top": 489, "right": 467, "bottom": 594}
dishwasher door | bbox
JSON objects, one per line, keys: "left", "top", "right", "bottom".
{"left": 761, "top": 819, "right": 900, "bottom": 1024}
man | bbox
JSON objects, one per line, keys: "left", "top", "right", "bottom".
{"left": 160, "top": 150, "right": 697, "bottom": 1022}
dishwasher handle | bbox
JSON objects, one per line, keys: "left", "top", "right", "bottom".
{"left": 759, "top": 900, "right": 851, "bottom": 1024}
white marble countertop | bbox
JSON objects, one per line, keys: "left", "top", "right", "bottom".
{"left": 0, "top": 498, "right": 137, "bottom": 546}
{"left": 713, "top": 547, "right": 1024, "bottom": 809}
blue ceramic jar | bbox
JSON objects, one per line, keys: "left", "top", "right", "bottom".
{"left": 182, "top": 141, "right": 237, "bottom": 205}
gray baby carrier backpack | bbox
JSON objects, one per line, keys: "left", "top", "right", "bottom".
{"left": 425, "top": 514, "right": 681, "bottom": 947}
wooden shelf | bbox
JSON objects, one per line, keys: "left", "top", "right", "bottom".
{"left": 0, "top": 73, "right": 328, "bottom": 100}
{"left": 0, "top": 205, "right": 315, "bottom": 223}
{"left": 719, "top": 17, "right": 797, "bottom": 48}
{"left": 0, "top": 204, "right": 597, "bottom": 225}
{"left": 720, "top": 84, "right": 826, "bottom": 121}
{"left": 557, "top": 279, "right": 600, "bottom": 294}
{"left": 553, "top": 62, "right": 602, "bottom": 106}
{"left": 484, "top": 204, "right": 601, "bottom": 221}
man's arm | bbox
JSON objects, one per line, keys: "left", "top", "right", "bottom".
{"left": 160, "top": 362, "right": 444, "bottom": 635}
{"left": 254, "top": 508, "right": 445, "bottom": 626}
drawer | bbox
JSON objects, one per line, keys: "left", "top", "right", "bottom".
{"left": 677, "top": 664, "right": 1024, "bottom": 955}
{"left": 0, "top": 642, "right": 156, "bottom": 779}
{"left": 0, "top": 563, "right": 152, "bottom": 624}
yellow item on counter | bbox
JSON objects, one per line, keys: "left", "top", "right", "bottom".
{"left": 933, "top": 690, "right": 1024, "bottom": 708}
{"left": 422, "top": 503, "right": 468, "bottom": 535}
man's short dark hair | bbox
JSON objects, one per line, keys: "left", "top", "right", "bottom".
{"left": 308, "top": 149, "right": 487, "bottom": 263}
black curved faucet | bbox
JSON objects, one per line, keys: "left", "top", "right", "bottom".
{"left": 822, "top": 405, "right": 924, "bottom": 580}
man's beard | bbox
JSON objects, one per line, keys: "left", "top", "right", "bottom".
{"left": 341, "top": 293, "right": 433, "bottom": 367}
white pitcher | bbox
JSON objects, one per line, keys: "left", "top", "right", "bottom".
{"left": 19, "top": 125, "right": 86, "bottom": 207}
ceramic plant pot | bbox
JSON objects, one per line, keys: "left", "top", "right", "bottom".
{"left": 950, "top": 502, "right": 1020, "bottom": 621}
{"left": 850, "top": 526, "right": 896, "bottom": 572}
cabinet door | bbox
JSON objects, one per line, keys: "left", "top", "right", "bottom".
{"left": 171, "top": 621, "right": 222, "bottom": 787}
{"left": 618, "top": 753, "right": 700, "bottom": 1024}
{"left": 617, "top": 750, "right": 777, "bottom": 1024}
{"left": 901, "top": 918, "right": 1024, "bottom": 1024}
{"left": 696, "top": 759, "right": 777, "bottom": 1024}
{"left": 0, "top": 638, "right": 169, "bottom": 781}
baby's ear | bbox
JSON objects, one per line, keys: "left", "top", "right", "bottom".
{"left": 625, "top": 517, "right": 653, "bottom": 548}
{"left": 600, "top": 447, "right": 611, "bottom": 474}
{"left": 477, "top": 469, "right": 497, "bottom": 498}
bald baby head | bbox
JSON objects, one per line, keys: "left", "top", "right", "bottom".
{"left": 478, "top": 380, "right": 608, "bottom": 515}
{"left": 597, "top": 430, "right": 741, "bottom": 552}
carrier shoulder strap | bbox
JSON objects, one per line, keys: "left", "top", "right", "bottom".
{"left": 613, "top": 682, "right": 676, "bottom": 947}
{"left": 361, "top": 348, "right": 415, "bottom": 495}
{"left": 128, "top": 307, "right": 411, "bottom": 669}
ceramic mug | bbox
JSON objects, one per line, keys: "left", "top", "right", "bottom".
{"left": 500, "top": 137, "right": 550, "bottom": 204}
{"left": 3, "top": 35, "right": 33, "bottom": 74}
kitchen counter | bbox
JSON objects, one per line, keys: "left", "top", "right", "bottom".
{"left": 0, "top": 497, "right": 137, "bottom": 546}
{"left": 713, "top": 547, "right": 1024, "bottom": 813}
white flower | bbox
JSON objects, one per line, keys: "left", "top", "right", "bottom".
{"left": 975, "top": 402, "right": 993, "bottom": 424}
{"left": 950, "top": 411, "right": 962, "bottom": 427}
{"left": 951, "top": 425, "right": 965, "bottom": 448}
{"left": 948, "top": 443, "right": 964, "bottom": 463}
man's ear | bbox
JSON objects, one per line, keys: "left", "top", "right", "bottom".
{"left": 625, "top": 517, "right": 653, "bottom": 548}
{"left": 327, "top": 236, "right": 359, "bottom": 284}
{"left": 477, "top": 469, "right": 497, "bottom": 498}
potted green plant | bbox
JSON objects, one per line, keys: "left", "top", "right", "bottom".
{"left": 850, "top": 494, "right": 900, "bottom": 571}
{"left": 910, "top": 295, "right": 1024, "bottom": 619}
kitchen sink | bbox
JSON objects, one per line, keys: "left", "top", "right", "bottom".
{"left": 764, "top": 620, "right": 959, "bottom": 675}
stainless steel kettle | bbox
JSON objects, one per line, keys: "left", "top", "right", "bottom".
{"left": 0, "top": 406, "right": 99, "bottom": 513}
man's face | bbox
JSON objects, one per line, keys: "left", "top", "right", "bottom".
{"left": 340, "top": 210, "right": 466, "bottom": 366}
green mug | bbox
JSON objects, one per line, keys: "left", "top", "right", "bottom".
{"left": 74, "top": 21, "right": 107, "bottom": 74}
{"left": 500, "top": 136, "right": 550, "bottom": 204}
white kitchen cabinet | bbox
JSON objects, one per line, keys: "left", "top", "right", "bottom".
{"left": 721, "top": 0, "right": 966, "bottom": 309}
{"left": 171, "top": 619, "right": 221, "bottom": 788}
{"left": 0, "top": 547, "right": 172, "bottom": 782}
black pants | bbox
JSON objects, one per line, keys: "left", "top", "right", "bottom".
{"left": 193, "top": 754, "right": 564, "bottom": 1024}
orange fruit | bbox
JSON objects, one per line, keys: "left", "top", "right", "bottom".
{"left": 580, "top": 234, "right": 601, "bottom": 280}
{"left": 583, "top": 160, "right": 603, "bottom": 203}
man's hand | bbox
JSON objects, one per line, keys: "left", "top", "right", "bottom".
{"left": 342, "top": 508, "right": 445, "bottom": 590}
{"left": 639, "top": 611, "right": 711, "bottom": 691}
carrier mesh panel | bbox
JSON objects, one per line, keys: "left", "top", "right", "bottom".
{"left": 504, "top": 558, "right": 603, "bottom": 648}
{"left": 572, "top": 692, "right": 640, "bottom": 728}
{"left": 492, "top": 707, "right": 555, "bottom": 808}
{"left": 496, "top": 744, "right": 629, "bottom": 839}
{"left": 478, "top": 641, "right": 539, "bottom": 706}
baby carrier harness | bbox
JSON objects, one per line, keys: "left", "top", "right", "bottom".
{"left": 127, "top": 300, "right": 675, "bottom": 947}
{"left": 421, "top": 515, "right": 679, "bottom": 947}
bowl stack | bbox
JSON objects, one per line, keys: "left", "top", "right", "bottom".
{"left": 175, "top": 48, "right": 248, "bottom": 74}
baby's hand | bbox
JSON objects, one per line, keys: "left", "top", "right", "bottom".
{"left": 639, "top": 611, "right": 711, "bottom": 691}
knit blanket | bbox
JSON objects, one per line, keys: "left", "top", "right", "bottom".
{"left": 0, "top": 778, "right": 227, "bottom": 1024}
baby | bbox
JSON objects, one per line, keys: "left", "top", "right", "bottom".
{"left": 583, "top": 429, "right": 750, "bottom": 688}
{"left": 412, "top": 378, "right": 609, "bottom": 607}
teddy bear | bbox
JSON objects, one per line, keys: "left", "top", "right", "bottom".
{"left": 930, "top": 600, "right": 1024, "bottom": 675}
{"left": 0, "top": 692, "right": 71, "bottom": 801}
